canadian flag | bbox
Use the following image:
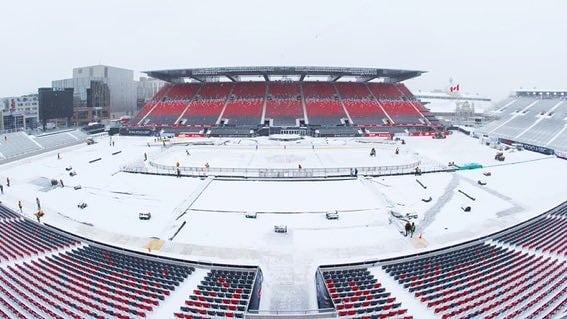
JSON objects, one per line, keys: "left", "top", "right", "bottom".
{"left": 450, "top": 84, "right": 460, "bottom": 92}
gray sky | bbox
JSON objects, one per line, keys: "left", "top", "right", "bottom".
{"left": 2, "top": 0, "right": 566, "bottom": 101}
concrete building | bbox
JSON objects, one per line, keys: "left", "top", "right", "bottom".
{"left": 136, "top": 77, "right": 166, "bottom": 111}
{"left": 1, "top": 94, "right": 40, "bottom": 131}
{"left": 52, "top": 65, "right": 137, "bottom": 122}
{"left": 414, "top": 89, "right": 493, "bottom": 127}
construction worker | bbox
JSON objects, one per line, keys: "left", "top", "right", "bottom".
{"left": 35, "top": 210, "right": 44, "bottom": 223}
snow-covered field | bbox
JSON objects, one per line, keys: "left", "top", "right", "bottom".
{"left": 1, "top": 132, "right": 565, "bottom": 311}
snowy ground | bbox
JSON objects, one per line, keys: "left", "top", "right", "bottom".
{"left": 0, "top": 132, "right": 565, "bottom": 312}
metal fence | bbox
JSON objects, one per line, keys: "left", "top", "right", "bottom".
{"left": 121, "top": 160, "right": 423, "bottom": 179}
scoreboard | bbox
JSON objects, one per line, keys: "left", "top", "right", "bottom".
{"left": 38, "top": 87, "right": 74, "bottom": 122}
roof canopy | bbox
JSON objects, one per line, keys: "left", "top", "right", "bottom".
{"left": 144, "top": 66, "right": 425, "bottom": 83}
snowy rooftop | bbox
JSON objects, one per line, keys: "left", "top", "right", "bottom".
{"left": 0, "top": 132, "right": 565, "bottom": 312}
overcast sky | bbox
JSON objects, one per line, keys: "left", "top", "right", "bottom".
{"left": 2, "top": 0, "right": 566, "bottom": 101}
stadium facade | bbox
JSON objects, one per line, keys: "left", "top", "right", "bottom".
{"left": 125, "top": 66, "right": 444, "bottom": 137}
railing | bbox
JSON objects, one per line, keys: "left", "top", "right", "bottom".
{"left": 245, "top": 308, "right": 337, "bottom": 319}
{"left": 121, "top": 160, "right": 423, "bottom": 179}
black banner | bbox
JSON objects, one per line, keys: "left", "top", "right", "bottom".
{"left": 119, "top": 128, "right": 155, "bottom": 136}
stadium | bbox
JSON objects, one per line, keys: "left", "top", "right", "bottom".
{"left": 0, "top": 66, "right": 566, "bottom": 319}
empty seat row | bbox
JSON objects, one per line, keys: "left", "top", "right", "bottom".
{"left": 320, "top": 267, "right": 411, "bottom": 318}
{"left": 0, "top": 219, "right": 79, "bottom": 262}
{"left": 494, "top": 215, "right": 567, "bottom": 255}
{"left": 176, "top": 269, "right": 258, "bottom": 319}
{"left": 0, "top": 206, "right": 22, "bottom": 220}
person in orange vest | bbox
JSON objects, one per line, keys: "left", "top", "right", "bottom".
{"left": 35, "top": 210, "right": 44, "bottom": 222}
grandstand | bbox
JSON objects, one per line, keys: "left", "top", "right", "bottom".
{"left": 0, "top": 204, "right": 261, "bottom": 319}
{"left": 0, "top": 129, "right": 88, "bottom": 163}
{"left": 319, "top": 201, "right": 567, "bottom": 319}
{"left": 476, "top": 90, "right": 567, "bottom": 155}
{"left": 129, "top": 66, "right": 441, "bottom": 136}
{"left": 0, "top": 191, "right": 565, "bottom": 318}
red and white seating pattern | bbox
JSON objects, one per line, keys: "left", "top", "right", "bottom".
{"left": 232, "top": 82, "right": 266, "bottom": 98}
{"left": 183, "top": 100, "right": 226, "bottom": 126}
{"left": 222, "top": 99, "right": 264, "bottom": 126}
{"left": 265, "top": 99, "right": 304, "bottom": 126}
{"left": 367, "top": 83, "right": 404, "bottom": 100}
{"left": 343, "top": 100, "right": 389, "bottom": 125}
{"left": 134, "top": 82, "right": 437, "bottom": 127}
{"left": 305, "top": 100, "right": 346, "bottom": 126}
{"left": 268, "top": 83, "right": 301, "bottom": 98}
{"left": 303, "top": 82, "right": 336, "bottom": 98}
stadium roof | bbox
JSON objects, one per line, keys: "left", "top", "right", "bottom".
{"left": 145, "top": 66, "right": 425, "bottom": 83}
